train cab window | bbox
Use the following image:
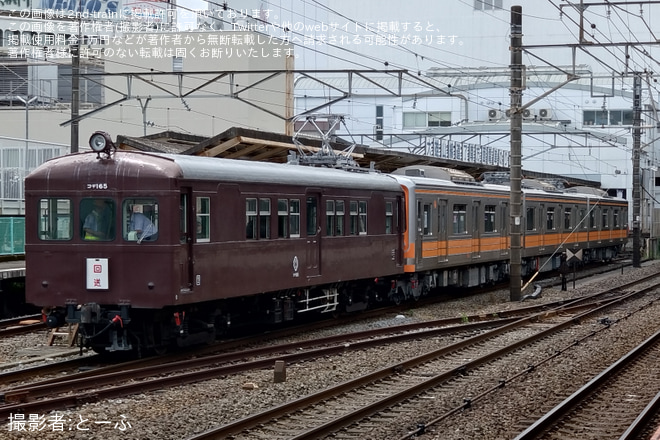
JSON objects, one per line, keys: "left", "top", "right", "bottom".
{"left": 290, "top": 199, "right": 301, "bottom": 238}
{"left": 81, "top": 198, "right": 115, "bottom": 241}
{"left": 38, "top": 198, "right": 72, "bottom": 240}
{"left": 484, "top": 205, "right": 496, "bottom": 233}
{"left": 196, "top": 197, "right": 210, "bottom": 242}
{"left": 452, "top": 204, "right": 467, "bottom": 234}
{"left": 546, "top": 207, "right": 555, "bottom": 230}
{"left": 385, "top": 202, "right": 394, "bottom": 234}
{"left": 260, "top": 198, "right": 271, "bottom": 239}
{"left": 564, "top": 208, "right": 572, "bottom": 230}
{"left": 602, "top": 209, "right": 610, "bottom": 228}
{"left": 278, "top": 199, "right": 289, "bottom": 238}
{"left": 525, "top": 207, "right": 535, "bottom": 231}
{"left": 246, "top": 198, "right": 257, "bottom": 239}
{"left": 123, "top": 199, "right": 158, "bottom": 242}
{"left": 326, "top": 200, "right": 335, "bottom": 236}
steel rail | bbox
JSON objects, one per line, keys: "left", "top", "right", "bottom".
{"left": 514, "top": 329, "right": 660, "bottom": 440}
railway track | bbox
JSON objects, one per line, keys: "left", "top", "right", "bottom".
{"left": 515, "top": 329, "right": 660, "bottom": 440}
{"left": 1, "top": 265, "right": 650, "bottom": 387}
{"left": 0, "top": 265, "right": 630, "bottom": 391}
{"left": 0, "top": 276, "right": 648, "bottom": 420}
{"left": 0, "top": 315, "right": 43, "bottom": 338}
{"left": 185, "top": 282, "right": 659, "bottom": 440}
{"left": 0, "top": 261, "right": 653, "bottom": 439}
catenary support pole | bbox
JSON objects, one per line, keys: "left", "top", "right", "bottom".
{"left": 510, "top": 6, "right": 523, "bottom": 301}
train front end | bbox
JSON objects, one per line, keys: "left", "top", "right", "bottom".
{"left": 25, "top": 136, "right": 181, "bottom": 354}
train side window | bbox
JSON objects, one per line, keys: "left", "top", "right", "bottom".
{"left": 39, "top": 198, "right": 72, "bottom": 240}
{"left": 335, "top": 200, "right": 345, "bottom": 236}
{"left": 289, "top": 199, "right": 300, "bottom": 238}
{"left": 385, "top": 202, "right": 393, "bottom": 234}
{"left": 589, "top": 209, "right": 597, "bottom": 229}
{"left": 306, "top": 197, "right": 318, "bottom": 236}
{"left": 613, "top": 209, "right": 619, "bottom": 228}
{"left": 423, "top": 203, "right": 432, "bottom": 235}
{"left": 259, "top": 198, "right": 271, "bottom": 239}
{"left": 196, "top": 197, "right": 210, "bottom": 242}
{"left": 564, "top": 207, "right": 572, "bottom": 230}
{"left": 546, "top": 207, "right": 555, "bottom": 230}
{"left": 452, "top": 204, "right": 467, "bottom": 234}
{"left": 525, "top": 207, "right": 535, "bottom": 231}
{"left": 81, "top": 198, "right": 115, "bottom": 241}
{"left": 246, "top": 198, "right": 257, "bottom": 239}
{"left": 180, "top": 194, "right": 188, "bottom": 243}
{"left": 484, "top": 205, "right": 496, "bottom": 233}
{"left": 278, "top": 199, "right": 288, "bottom": 238}
{"left": 579, "top": 209, "right": 587, "bottom": 229}
{"left": 602, "top": 208, "right": 609, "bottom": 228}
{"left": 358, "top": 201, "right": 367, "bottom": 235}
{"left": 123, "top": 199, "right": 159, "bottom": 242}
{"left": 326, "top": 200, "right": 335, "bottom": 236}
{"left": 349, "top": 201, "right": 359, "bottom": 235}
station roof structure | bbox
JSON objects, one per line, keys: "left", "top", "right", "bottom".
{"left": 116, "top": 126, "right": 602, "bottom": 188}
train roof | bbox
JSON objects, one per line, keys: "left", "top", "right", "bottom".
{"left": 164, "top": 153, "right": 403, "bottom": 192}
{"left": 26, "top": 151, "right": 403, "bottom": 193}
{"left": 391, "top": 166, "right": 627, "bottom": 204}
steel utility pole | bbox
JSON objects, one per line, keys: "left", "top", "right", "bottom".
{"left": 71, "top": 42, "right": 79, "bottom": 153}
{"left": 509, "top": 5, "right": 523, "bottom": 301}
{"left": 70, "top": 0, "right": 82, "bottom": 153}
{"left": 632, "top": 73, "right": 642, "bottom": 267}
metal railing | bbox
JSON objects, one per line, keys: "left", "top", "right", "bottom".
{"left": 0, "top": 217, "right": 25, "bottom": 255}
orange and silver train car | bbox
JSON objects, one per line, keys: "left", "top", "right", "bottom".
{"left": 389, "top": 166, "right": 628, "bottom": 301}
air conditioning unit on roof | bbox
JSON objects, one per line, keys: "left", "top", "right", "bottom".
{"left": 488, "top": 109, "right": 502, "bottom": 121}
{"left": 522, "top": 108, "right": 537, "bottom": 119}
{"left": 538, "top": 108, "right": 553, "bottom": 120}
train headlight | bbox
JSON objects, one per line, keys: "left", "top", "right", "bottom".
{"left": 89, "top": 131, "right": 116, "bottom": 158}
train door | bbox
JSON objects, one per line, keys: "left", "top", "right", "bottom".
{"left": 500, "top": 202, "right": 509, "bottom": 256}
{"left": 437, "top": 199, "right": 448, "bottom": 263}
{"left": 305, "top": 193, "right": 321, "bottom": 277}
{"left": 539, "top": 203, "right": 546, "bottom": 251}
{"left": 396, "top": 196, "right": 404, "bottom": 267}
{"left": 179, "top": 189, "right": 194, "bottom": 292}
{"left": 471, "top": 200, "right": 481, "bottom": 259}
{"left": 415, "top": 200, "right": 427, "bottom": 267}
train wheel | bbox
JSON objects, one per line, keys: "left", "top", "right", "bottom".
{"left": 152, "top": 344, "right": 168, "bottom": 356}
{"left": 393, "top": 286, "right": 405, "bottom": 305}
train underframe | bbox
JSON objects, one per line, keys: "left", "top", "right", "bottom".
{"left": 45, "top": 244, "right": 622, "bottom": 356}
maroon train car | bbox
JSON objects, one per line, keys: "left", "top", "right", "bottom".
{"left": 25, "top": 142, "right": 405, "bottom": 353}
